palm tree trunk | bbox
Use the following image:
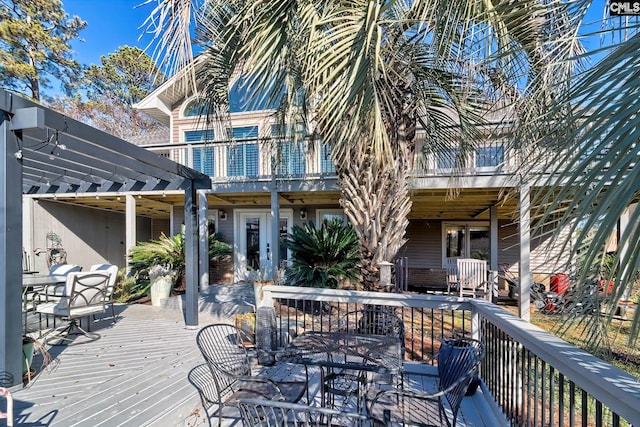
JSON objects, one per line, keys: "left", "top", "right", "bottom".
{"left": 336, "top": 138, "right": 412, "bottom": 291}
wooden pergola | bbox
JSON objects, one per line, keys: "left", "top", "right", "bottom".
{"left": 0, "top": 89, "right": 211, "bottom": 388}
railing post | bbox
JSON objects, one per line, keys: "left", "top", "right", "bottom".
{"left": 471, "top": 305, "right": 480, "bottom": 341}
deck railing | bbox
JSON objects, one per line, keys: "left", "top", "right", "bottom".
{"left": 143, "top": 135, "right": 514, "bottom": 184}
{"left": 262, "top": 286, "right": 640, "bottom": 427}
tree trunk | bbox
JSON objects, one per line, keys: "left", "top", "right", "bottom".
{"left": 336, "top": 137, "right": 412, "bottom": 291}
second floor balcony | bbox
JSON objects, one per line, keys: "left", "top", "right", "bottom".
{"left": 142, "top": 134, "right": 515, "bottom": 188}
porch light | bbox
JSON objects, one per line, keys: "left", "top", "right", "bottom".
{"left": 299, "top": 208, "right": 307, "bottom": 220}
{"left": 219, "top": 209, "right": 227, "bottom": 220}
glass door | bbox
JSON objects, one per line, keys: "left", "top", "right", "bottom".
{"left": 238, "top": 212, "right": 271, "bottom": 281}
{"left": 235, "top": 210, "right": 294, "bottom": 282}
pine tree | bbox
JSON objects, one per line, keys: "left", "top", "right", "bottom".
{"left": 0, "top": 0, "right": 85, "bottom": 101}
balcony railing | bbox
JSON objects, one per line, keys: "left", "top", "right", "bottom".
{"left": 143, "top": 135, "right": 513, "bottom": 184}
{"left": 262, "top": 286, "right": 640, "bottom": 427}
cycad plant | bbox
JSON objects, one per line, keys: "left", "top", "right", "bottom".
{"left": 284, "top": 219, "right": 360, "bottom": 289}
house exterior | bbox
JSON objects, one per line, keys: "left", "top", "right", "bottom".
{"left": 131, "top": 73, "right": 570, "bottom": 289}
{"left": 22, "top": 71, "right": 570, "bottom": 297}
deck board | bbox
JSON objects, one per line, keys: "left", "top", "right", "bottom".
{"left": 12, "top": 285, "right": 508, "bottom": 426}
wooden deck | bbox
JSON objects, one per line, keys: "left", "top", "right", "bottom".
{"left": 11, "top": 285, "right": 507, "bottom": 426}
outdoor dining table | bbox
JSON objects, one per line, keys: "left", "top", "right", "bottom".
{"left": 277, "top": 330, "right": 403, "bottom": 374}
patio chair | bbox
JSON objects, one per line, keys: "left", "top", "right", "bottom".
{"left": 456, "top": 258, "right": 489, "bottom": 299}
{"left": 368, "top": 337, "right": 485, "bottom": 427}
{"left": 322, "top": 307, "right": 405, "bottom": 410}
{"left": 188, "top": 364, "right": 222, "bottom": 427}
{"left": 89, "top": 263, "right": 119, "bottom": 321}
{"left": 196, "top": 323, "right": 307, "bottom": 427}
{"left": 237, "top": 397, "right": 370, "bottom": 426}
{"left": 35, "top": 271, "right": 111, "bottom": 346}
{"left": 40, "top": 263, "right": 82, "bottom": 301}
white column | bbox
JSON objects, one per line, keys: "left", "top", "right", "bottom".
{"left": 618, "top": 207, "right": 631, "bottom": 300}
{"left": 198, "top": 190, "right": 209, "bottom": 289}
{"left": 125, "top": 194, "right": 136, "bottom": 273}
{"left": 519, "top": 185, "right": 531, "bottom": 321}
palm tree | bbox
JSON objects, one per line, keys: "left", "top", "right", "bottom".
{"left": 523, "top": 18, "right": 640, "bottom": 346}
{"left": 143, "top": 0, "right": 580, "bottom": 291}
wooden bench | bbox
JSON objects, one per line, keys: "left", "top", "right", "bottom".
{"left": 407, "top": 268, "right": 450, "bottom": 294}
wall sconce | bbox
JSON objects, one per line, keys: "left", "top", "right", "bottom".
{"left": 299, "top": 208, "right": 307, "bottom": 220}
{"left": 219, "top": 209, "right": 227, "bottom": 220}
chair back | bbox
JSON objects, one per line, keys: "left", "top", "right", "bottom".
{"left": 90, "top": 264, "right": 118, "bottom": 298}
{"left": 188, "top": 364, "right": 219, "bottom": 410}
{"left": 60, "top": 272, "right": 110, "bottom": 317}
{"left": 437, "top": 338, "right": 484, "bottom": 418}
{"left": 238, "top": 397, "right": 369, "bottom": 426}
{"left": 456, "top": 258, "right": 487, "bottom": 297}
{"left": 196, "top": 324, "right": 252, "bottom": 398}
{"left": 49, "top": 263, "right": 81, "bottom": 276}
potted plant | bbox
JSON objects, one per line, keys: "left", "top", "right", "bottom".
{"left": 249, "top": 267, "right": 273, "bottom": 308}
{"left": 148, "top": 264, "right": 175, "bottom": 307}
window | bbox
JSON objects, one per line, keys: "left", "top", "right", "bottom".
{"left": 476, "top": 145, "right": 504, "bottom": 168}
{"left": 183, "top": 99, "right": 208, "bottom": 117}
{"left": 437, "top": 148, "right": 460, "bottom": 169}
{"left": 320, "top": 143, "right": 336, "bottom": 174}
{"left": 184, "top": 130, "right": 216, "bottom": 176}
{"left": 185, "top": 129, "right": 215, "bottom": 142}
{"left": 227, "top": 143, "right": 259, "bottom": 176}
{"left": 193, "top": 147, "right": 215, "bottom": 176}
{"left": 278, "top": 141, "right": 306, "bottom": 175}
{"left": 227, "top": 126, "right": 259, "bottom": 140}
{"left": 317, "top": 209, "right": 345, "bottom": 225}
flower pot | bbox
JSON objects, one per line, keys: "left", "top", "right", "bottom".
{"left": 253, "top": 280, "right": 274, "bottom": 308}
{"left": 438, "top": 338, "right": 482, "bottom": 396}
{"left": 150, "top": 277, "right": 173, "bottom": 307}
{"left": 22, "top": 337, "right": 35, "bottom": 376}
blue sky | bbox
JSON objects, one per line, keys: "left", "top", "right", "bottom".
{"left": 62, "top": 0, "right": 611, "bottom": 68}
{"left": 62, "top": 0, "right": 155, "bottom": 66}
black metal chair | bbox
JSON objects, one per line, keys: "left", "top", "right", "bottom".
{"left": 321, "top": 307, "right": 405, "bottom": 411}
{"left": 237, "top": 397, "right": 370, "bottom": 426}
{"left": 196, "top": 323, "right": 308, "bottom": 427}
{"left": 368, "top": 337, "right": 485, "bottom": 427}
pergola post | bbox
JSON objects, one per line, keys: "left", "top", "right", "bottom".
{"left": 519, "top": 184, "right": 532, "bottom": 321}
{"left": 125, "top": 194, "right": 136, "bottom": 273}
{"left": 184, "top": 180, "right": 198, "bottom": 327}
{"left": 0, "top": 116, "right": 25, "bottom": 388}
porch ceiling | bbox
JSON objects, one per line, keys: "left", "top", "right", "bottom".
{"left": 31, "top": 187, "right": 519, "bottom": 220}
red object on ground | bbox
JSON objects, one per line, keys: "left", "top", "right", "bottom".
{"left": 598, "top": 279, "right": 614, "bottom": 295}
{"left": 550, "top": 273, "right": 569, "bottom": 295}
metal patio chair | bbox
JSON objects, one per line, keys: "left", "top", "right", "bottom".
{"left": 35, "top": 271, "right": 111, "bottom": 345}
{"left": 321, "top": 307, "right": 405, "bottom": 411}
{"left": 237, "top": 397, "right": 370, "bottom": 427}
{"left": 368, "top": 337, "right": 485, "bottom": 427}
{"left": 196, "top": 323, "right": 307, "bottom": 427}
{"left": 89, "top": 263, "right": 119, "bottom": 321}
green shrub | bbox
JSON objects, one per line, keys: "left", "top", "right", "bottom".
{"left": 284, "top": 219, "right": 360, "bottom": 289}
{"left": 127, "top": 227, "right": 232, "bottom": 297}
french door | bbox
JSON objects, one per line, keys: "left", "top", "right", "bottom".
{"left": 443, "top": 223, "right": 490, "bottom": 267}
{"left": 235, "top": 210, "right": 292, "bottom": 282}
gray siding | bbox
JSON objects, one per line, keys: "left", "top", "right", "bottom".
{"left": 30, "top": 200, "right": 151, "bottom": 272}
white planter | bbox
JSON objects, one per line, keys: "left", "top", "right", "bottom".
{"left": 253, "top": 280, "right": 274, "bottom": 308}
{"left": 150, "top": 277, "right": 173, "bottom": 307}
